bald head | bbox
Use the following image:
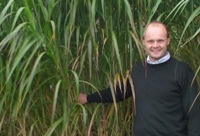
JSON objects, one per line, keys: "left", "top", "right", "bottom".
{"left": 143, "top": 21, "right": 169, "bottom": 39}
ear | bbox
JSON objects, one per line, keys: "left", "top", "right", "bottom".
{"left": 167, "top": 37, "right": 170, "bottom": 46}
{"left": 142, "top": 36, "right": 145, "bottom": 45}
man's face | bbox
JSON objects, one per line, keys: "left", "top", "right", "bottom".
{"left": 142, "top": 24, "right": 170, "bottom": 62}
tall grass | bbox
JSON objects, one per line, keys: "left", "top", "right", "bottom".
{"left": 0, "top": 0, "right": 199, "bottom": 135}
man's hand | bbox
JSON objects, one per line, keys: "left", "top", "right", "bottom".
{"left": 78, "top": 93, "right": 88, "bottom": 104}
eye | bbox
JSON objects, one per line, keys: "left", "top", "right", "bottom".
{"left": 158, "top": 39, "right": 164, "bottom": 43}
{"left": 147, "top": 40, "right": 154, "bottom": 44}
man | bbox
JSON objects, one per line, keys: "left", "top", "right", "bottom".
{"left": 78, "top": 21, "right": 200, "bottom": 136}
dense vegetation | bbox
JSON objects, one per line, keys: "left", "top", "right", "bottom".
{"left": 0, "top": 0, "right": 199, "bottom": 135}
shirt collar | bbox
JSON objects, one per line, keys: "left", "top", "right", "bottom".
{"left": 147, "top": 51, "right": 170, "bottom": 65}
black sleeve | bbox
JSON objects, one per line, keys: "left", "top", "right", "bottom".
{"left": 87, "top": 79, "right": 133, "bottom": 103}
{"left": 181, "top": 65, "right": 200, "bottom": 136}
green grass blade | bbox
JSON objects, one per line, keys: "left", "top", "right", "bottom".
{"left": 87, "top": 104, "right": 100, "bottom": 136}
{"left": 88, "top": 38, "right": 92, "bottom": 79}
{"left": 51, "top": 80, "right": 62, "bottom": 123}
{"left": 6, "top": 34, "right": 36, "bottom": 82}
{"left": 0, "top": 0, "right": 14, "bottom": 25}
{"left": 111, "top": 31, "right": 122, "bottom": 75}
{"left": 23, "top": 52, "right": 46, "bottom": 100}
{"left": 124, "top": 0, "right": 136, "bottom": 34}
{"left": 44, "top": 117, "right": 63, "bottom": 136}
{"left": 165, "top": 0, "right": 189, "bottom": 22}
{"left": 78, "top": 104, "right": 88, "bottom": 135}
{"left": 180, "top": 28, "right": 200, "bottom": 47}
{"left": 178, "top": 7, "right": 200, "bottom": 47}
{"left": 147, "top": 0, "right": 162, "bottom": 23}
{"left": 11, "top": 7, "right": 25, "bottom": 31}
{"left": 0, "top": 22, "right": 28, "bottom": 51}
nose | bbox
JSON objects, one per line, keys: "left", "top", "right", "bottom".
{"left": 152, "top": 41, "right": 159, "bottom": 48}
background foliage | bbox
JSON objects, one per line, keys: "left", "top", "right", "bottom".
{"left": 0, "top": 0, "right": 199, "bottom": 135}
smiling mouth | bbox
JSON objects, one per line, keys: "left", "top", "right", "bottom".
{"left": 152, "top": 50, "right": 161, "bottom": 54}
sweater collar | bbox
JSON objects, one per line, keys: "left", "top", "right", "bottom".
{"left": 147, "top": 51, "right": 170, "bottom": 65}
